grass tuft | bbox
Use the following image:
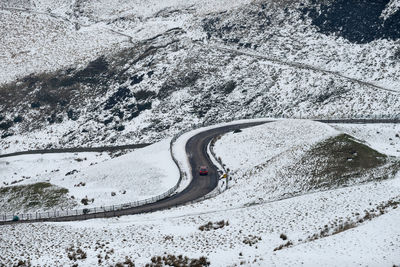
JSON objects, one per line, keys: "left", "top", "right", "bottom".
{"left": 0, "top": 182, "right": 75, "bottom": 213}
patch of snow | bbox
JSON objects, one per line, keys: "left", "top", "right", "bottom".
{"left": 381, "top": 0, "right": 400, "bottom": 20}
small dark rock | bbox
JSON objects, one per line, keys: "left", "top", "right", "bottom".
{"left": 280, "top": 233, "right": 287, "bottom": 240}
{"left": 134, "top": 90, "right": 156, "bottom": 101}
{"left": 56, "top": 116, "right": 63, "bottom": 123}
{"left": 115, "top": 125, "right": 125, "bottom": 131}
{"left": 137, "top": 101, "right": 152, "bottom": 111}
{"left": 392, "top": 48, "right": 400, "bottom": 60}
{"left": 47, "top": 114, "right": 56, "bottom": 124}
{"left": 67, "top": 109, "right": 80, "bottom": 121}
{"left": 0, "top": 121, "right": 13, "bottom": 130}
{"left": 127, "top": 110, "right": 140, "bottom": 120}
{"left": 112, "top": 109, "right": 124, "bottom": 119}
{"left": 65, "top": 169, "right": 79, "bottom": 176}
{"left": 13, "top": 115, "right": 23, "bottom": 123}
{"left": 1, "top": 132, "right": 13, "bottom": 139}
{"left": 130, "top": 74, "right": 144, "bottom": 85}
{"left": 31, "top": 102, "right": 41, "bottom": 108}
{"left": 221, "top": 81, "right": 236, "bottom": 94}
{"left": 103, "top": 117, "right": 113, "bottom": 125}
{"left": 104, "top": 87, "right": 132, "bottom": 110}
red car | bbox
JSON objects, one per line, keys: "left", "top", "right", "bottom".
{"left": 199, "top": 166, "right": 208, "bottom": 175}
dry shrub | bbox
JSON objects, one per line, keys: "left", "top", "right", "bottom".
{"left": 273, "top": 241, "right": 293, "bottom": 251}
{"left": 66, "top": 246, "right": 87, "bottom": 261}
{"left": 146, "top": 254, "right": 210, "bottom": 267}
{"left": 243, "top": 235, "right": 262, "bottom": 246}
{"left": 198, "top": 220, "right": 229, "bottom": 231}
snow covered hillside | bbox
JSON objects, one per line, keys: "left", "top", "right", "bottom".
{"left": 1, "top": 0, "right": 400, "bottom": 152}
{"left": 1, "top": 120, "right": 399, "bottom": 266}
{"left": 0, "top": 139, "right": 179, "bottom": 213}
{"left": 213, "top": 120, "right": 400, "bottom": 205}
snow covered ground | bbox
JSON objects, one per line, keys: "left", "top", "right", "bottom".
{"left": 0, "top": 8, "right": 127, "bottom": 84}
{"left": 0, "top": 0, "right": 252, "bottom": 84}
{"left": 0, "top": 139, "right": 179, "bottom": 213}
{"left": 1, "top": 120, "right": 399, "bottom": 266}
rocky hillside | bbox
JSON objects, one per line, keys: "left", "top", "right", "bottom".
{"left": 1, "top": 0, "right": 400, "bottom": 152}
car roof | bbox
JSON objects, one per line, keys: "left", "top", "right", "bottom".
{"left": 200, "top": 166, "right": 207, "bottom": 168}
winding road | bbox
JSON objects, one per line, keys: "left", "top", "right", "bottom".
{"left": 1, "top": 118, "right": 398, "bottom": 224}
{"left": 0, "top": 121, "right": 267, "bottom": 224}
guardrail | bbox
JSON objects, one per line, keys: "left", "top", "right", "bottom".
{"left": 0, "top": 185, "right": 178, "bottom": 222}
{"left": 1, "top": 115, "right": 400, "bottom": 223}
